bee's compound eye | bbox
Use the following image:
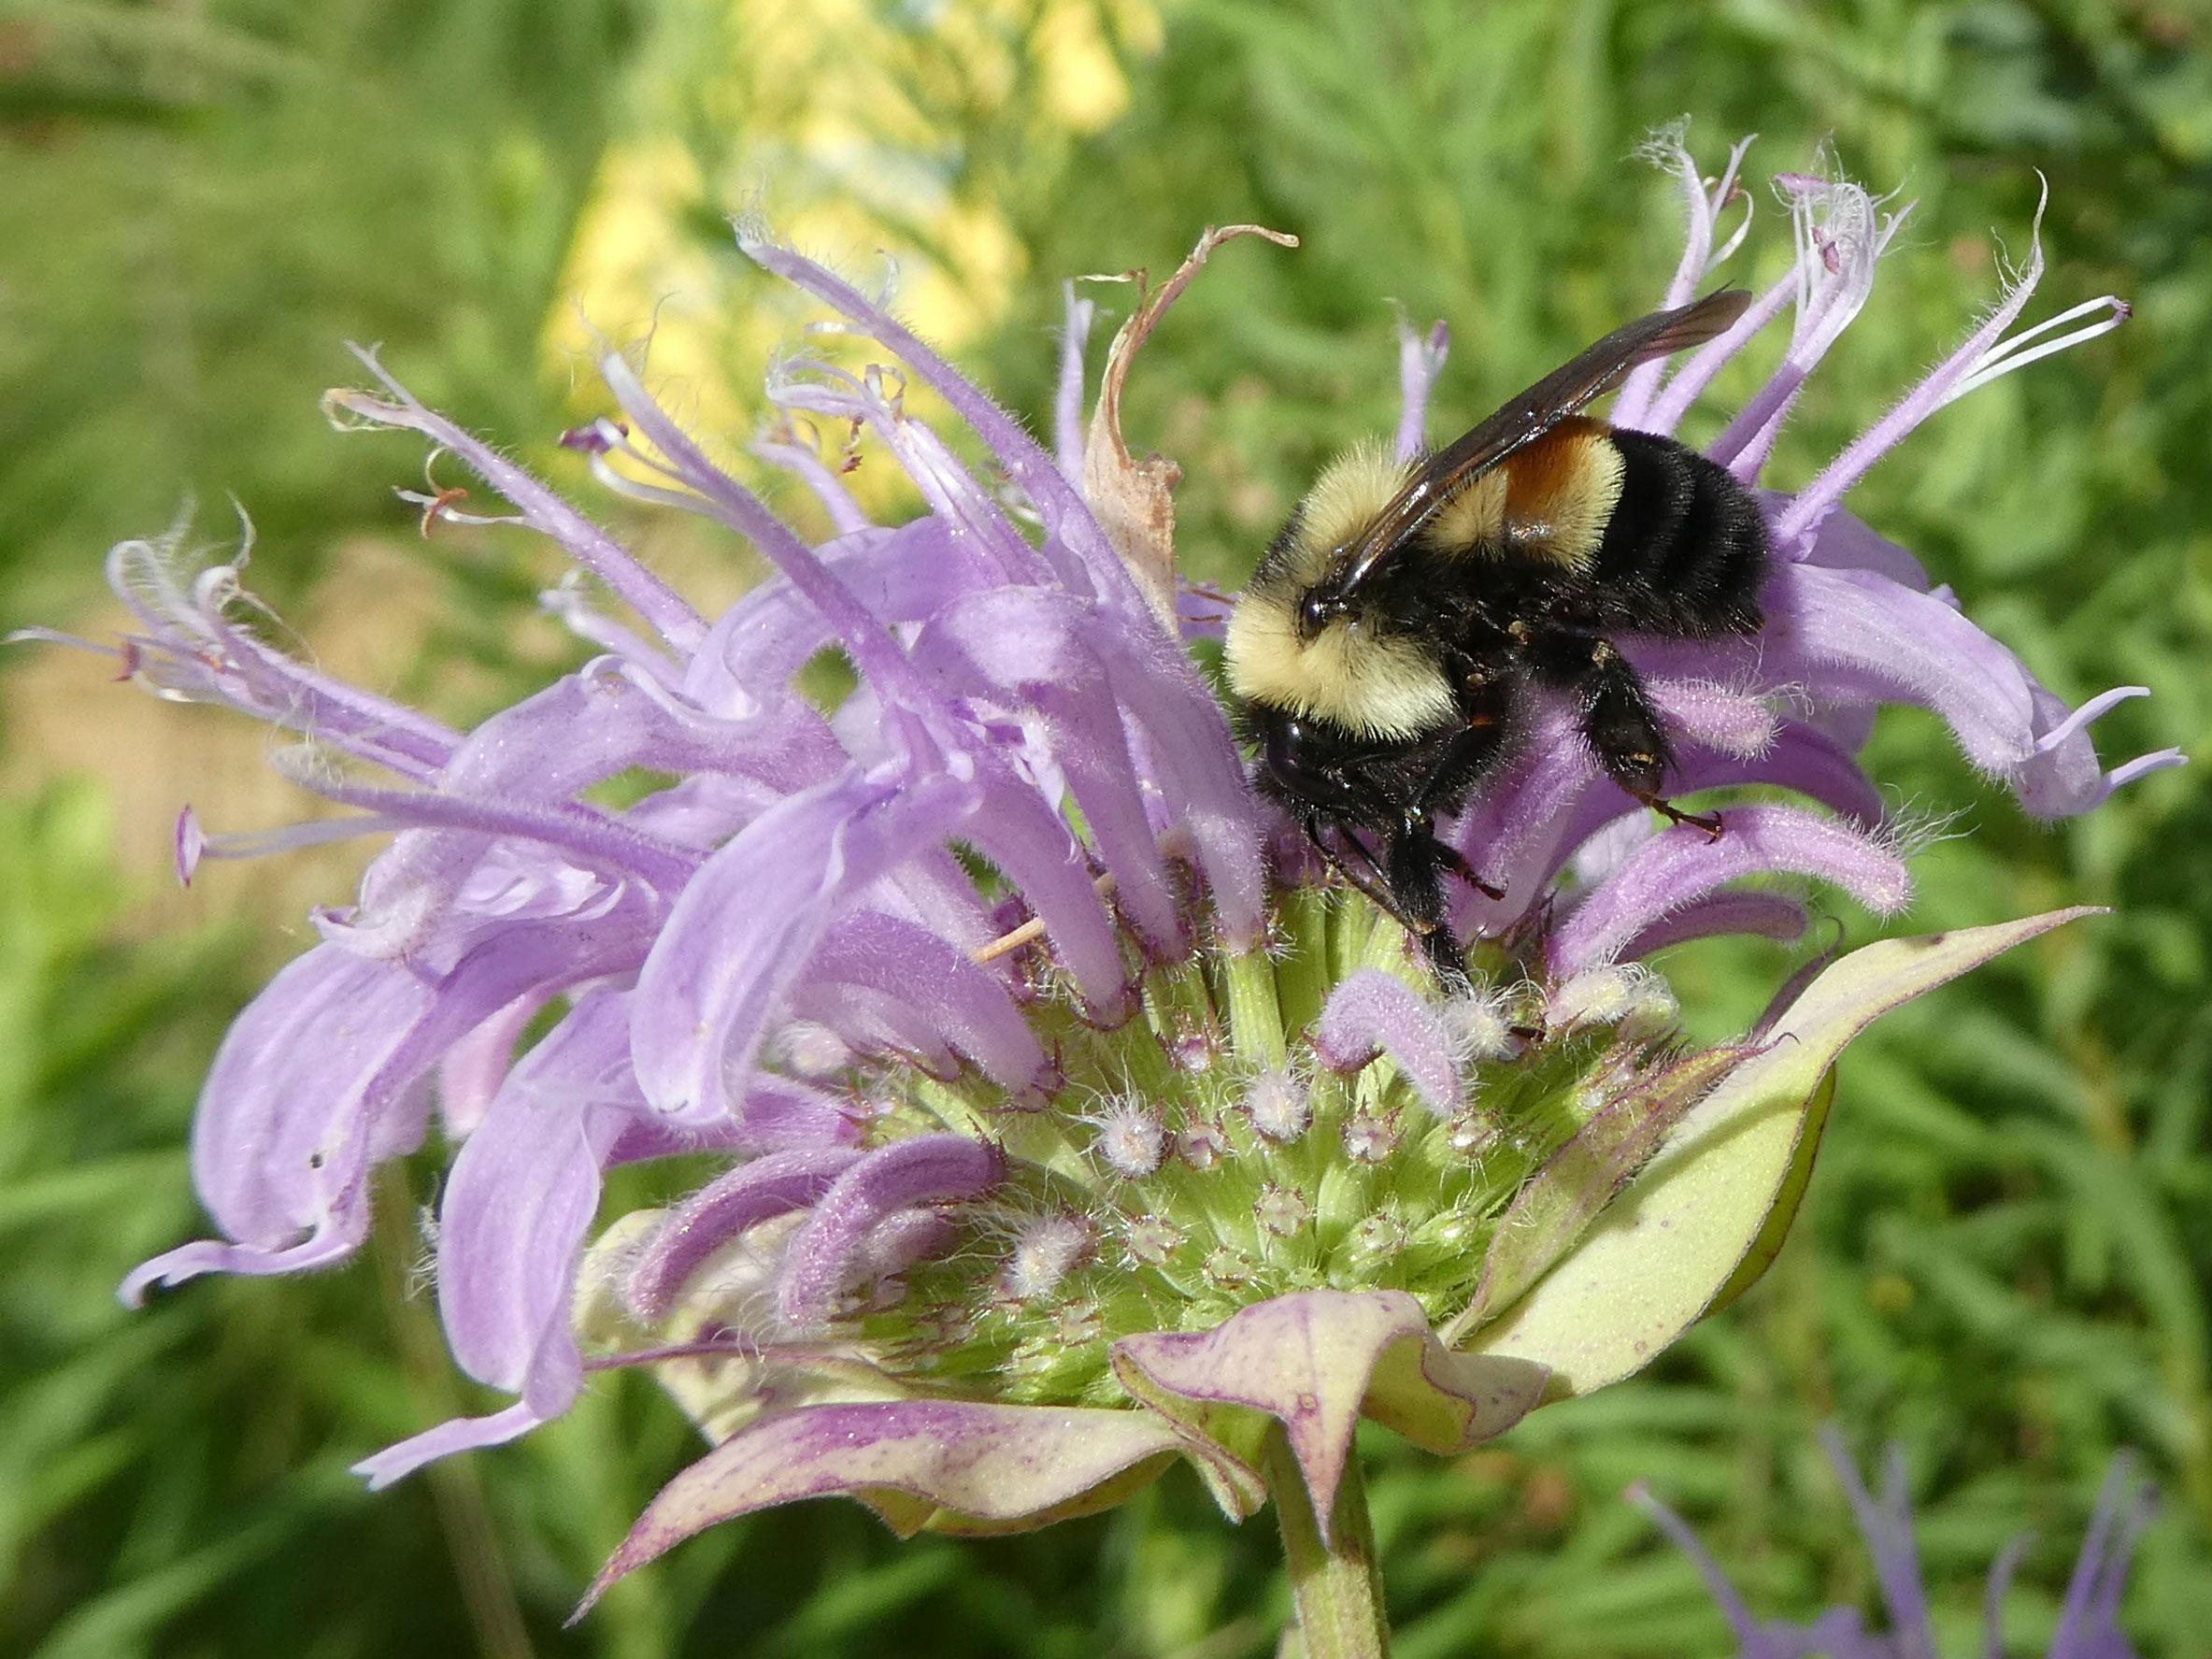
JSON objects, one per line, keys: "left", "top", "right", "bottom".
{"left": 1263, "top": 716, "right": 1314, "bottom": 784}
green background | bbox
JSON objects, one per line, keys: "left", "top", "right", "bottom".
{"left": 3, "top": 1, "right": 2206, "bottom": 1653}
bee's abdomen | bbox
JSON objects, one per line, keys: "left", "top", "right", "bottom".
{"left": 1591, "top": 430, "right": 1767, "bottom": 636}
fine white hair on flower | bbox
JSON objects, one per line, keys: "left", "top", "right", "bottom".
{"left": 995, "top": 1212, "right": 1096, "bottom": 1304}
{"left": 1086, "top": 1095, "right": 1168, "bottom": 1180}
{"left": 1547, "top": 965, "right": 1663, "bottom": 1033}
{"left": 1242, "top": 1067, "right": 1312, "bottom": 1142}
{"left": 1438, "top": 991, "right": 1518, "bottom": 1064}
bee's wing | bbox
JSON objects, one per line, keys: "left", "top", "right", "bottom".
{"left": 1327, "top": 288, "right": 1750, "bottom": 598}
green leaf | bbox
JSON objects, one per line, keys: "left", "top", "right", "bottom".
{"left": 1463, "top": 909, "right": 2101, "bottom": 1394}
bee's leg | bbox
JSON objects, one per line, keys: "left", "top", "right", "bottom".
{"left": 1311, "top": 817, "right": 1469, "bottom": 988}
{"left": 1401, "top": 708, "right": 1513, "bottom": 902}
{"left": 1530, "top": 630, "right": 1723, "bottom": 838}
{"left": 1384, "top": 824, "right": 1473, "bottom": 988}
{"left": 1416, "top": 917, "right": 1472, "bottom": 989}
{"left": 1306, "top": 816, "right": 1433, "bottom": 937}
{"left": 1427, "top": 836, "right": 1506, "bottom": 903}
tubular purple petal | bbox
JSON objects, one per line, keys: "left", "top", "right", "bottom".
{"left": 1982, "top": 1537, "right": 2034, "bottom": 1659}
{"left": 1646, "top": 677, "right": 1780, "bottom": 760}
{"left": 387, "top": 994, "right": 647, "bottom": 1482}
{"left": 776, "top": 1135, "right": 1005, "bottom": 1328}
{"left": 2019, "top": 684, "right": 2189, "bottom": 817}
{"left": 1638, "top": 266, "right": 1796, "bottom": 439}
{"left": 1054, "top": 281, "right": 1096, "bottom": 481}
{"left": 540, "top": 583, "right": 687, "bottom": 689}
{"left": 1617, "top": 891, "right": 1809, "bottom": 963}
{"left": 1615, "top": 125, "right": 1757, "bottom": 430}
{"left": 2049, "top": 1455, "right": 2156, "bottom": 1659}
{"left": 957, "top": 775, "right": 1133, "bottom": 1013}
{"left": 1797, "top": 504, "right": 1934, "bottom": 586}
{"left": 125, "top": 908, "right": 633, "bottom": 1309}
{"left": 751, "top": 436, "right": 871, "bottom": 536}
{"left": 289, "top": 772, "right": 700, "bottom": 895}
{"left": 806, "top": 909, "right": 1047, "bottom": 1093}
{"left": 862, "top": 1209, "right": 960, "bottom": 1280}
{"left": 627, "top": 1147, "right": 863, "bottom": 1321}
{"left": 435, "top": 991, "right": 547, "bottom": 1137}
{"left": 630, "top": 769, "right": 981, "bottom": 1123}
{"left": 604, "top": 1081, "right": 851, "bottom": 1165}
{"left": 1444, "top": 708, "right": 1605, "bottom": 931}
{"left": 118, "top": 946, "right": 429, "bottom": 1305}
{"left": 353, "top": 1393, "right": 567, "bottom": 1491}
{"left": 1651, "top": 1440, "right": 2155, "bottom": 1658}
{"left": 173, "top": 807, "right": 205, "bottom": 886}
{"left": 686, "top": 520, "right": 977, "bottom": 715}
{"left": 1393, "top": 315, "right": 1449, "bottom": 463}
{"left": 773, "top": 362, "right": 1054, "bottom": 589}
{"left": 1073, "top": 612, "right": 1266, "bottom": 947}
{"left": 790, "top": 981, "right": 962, "bottom": 1076}
{"left": 99, "top": 542, "right": 458, "bottom": 779}
{"left": 596, "top": 351, "right": 942, "bottom": 708}
{"left": 737, "top": 236, "right": 1155, "bottom": 623}
{"left": 1763, "top": 562, "right": 2036, "bottom": 778}
{"left": 915, "top": 579, "right": 1270, "bottom": 949}
{"left": 1626, "top": 1483, "right": 1774, "bottom": 1650}
{"left": 439, "top": 658, "right": 828, "bottom": 812}
{"left": 1311, "top": 970, "right": 1463, "bottom": 1116}
{"left": 1773, "top": 187, "right": 2054, "bottom": 551}
{"left": 1549, "top": 806, "right": 1909, "bottom": 976}
{"left": 1711, "top": 175, "right": 1907, "bottom": 482}
{"left": 915, "top": 592, "right": 1182, "bottom": 951}
{"left": 1818, "top": 1430, "right": 1939, "bottom": 1659}
{"left": 328, "top": 352, "right": 706, "bottom": 652}
{"left": 1671, "top": 722, "right": 1886, "bottom": 826}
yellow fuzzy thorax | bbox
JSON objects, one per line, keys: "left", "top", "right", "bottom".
{"left": 1276, "top": 440, "right": 1410, "bottom": 586}
{"left": 1224, "top": 438, "right": 1455, "bottom": 740}
{"left": 1223, "top": 596, "right": 1457, "bottom": 741}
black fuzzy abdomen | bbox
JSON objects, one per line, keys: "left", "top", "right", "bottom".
{"left": 1587, "top": 429, "right": 1766, "bottom": 636}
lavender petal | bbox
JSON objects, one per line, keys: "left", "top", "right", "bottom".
{"left": 776, "top": 1135, "right": 1005, "bottom": 1328}
{"left": 630, "top": 768, "right": 982, "bottom": 1124}
{"left": 806, "top": 909, "right": 1045, "bottom": 1093}
{"left": 327, "top": 353, "right": 706, "bottom": 652}
{"left": 628, "top": 1148, "right": 863, "bottom": 1321}
{"left": 738, "top": 236, "right": 1149, "bottom": 622}
{"left": 1311, "top": 970, "right": 1463, "bottom": 1116}
{"left": 1393, "top": 316, "right": 1449, "bottom": 463}
{"left": 1549, "top": 806, "right": 1909, "bottom": 976}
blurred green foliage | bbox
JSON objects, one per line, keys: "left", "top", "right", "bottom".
{"left": 3, "top": 0, "right": 2206, "bottom": 1654}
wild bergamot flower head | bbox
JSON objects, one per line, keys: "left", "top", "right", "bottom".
{"left": 34, "top": 129, "right": 2176, "bottom": 1638}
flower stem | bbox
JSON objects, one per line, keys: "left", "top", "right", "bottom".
{"left": 1264, "top": 1425, "right": 1391, "bottom": 1659}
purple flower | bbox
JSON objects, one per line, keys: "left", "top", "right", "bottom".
{"left": 1634, "top": 1432, "right": 2156, "bottom": 1658}
{"left": 29, "top": 131, "right": 2176, "bottom": 1625}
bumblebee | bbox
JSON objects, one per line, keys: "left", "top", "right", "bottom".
{"left": 1224, "top": 291, "right": 1766, "bottom": 984}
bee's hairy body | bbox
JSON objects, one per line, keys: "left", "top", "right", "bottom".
{"left": 1227, "top": 399, "right": 1768, "bottom": 985}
